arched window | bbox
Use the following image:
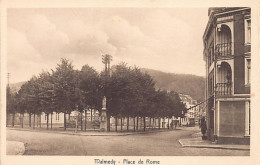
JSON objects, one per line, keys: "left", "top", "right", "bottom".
{"left": 216, "top": 24, "right": 232, "bottom": 57}
{"left": 216, "top": 62, "right": 232, "bottom": 95}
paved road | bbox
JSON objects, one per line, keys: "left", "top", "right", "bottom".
{"left": 6, "top": 127, "right": 249, "bottom": 156}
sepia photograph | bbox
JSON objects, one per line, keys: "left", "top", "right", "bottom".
{"left": 5, "top": 6, "right": 252, "bottom": 157}
{"left": 2, "top": 0, "right": 260, "bottom": 164}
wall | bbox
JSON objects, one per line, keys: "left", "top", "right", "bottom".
{"left": 219, "top": 101, "right": 245, "bottom": 137}
{"left": 234, "top": 14, "right": 247, "bottom": 94}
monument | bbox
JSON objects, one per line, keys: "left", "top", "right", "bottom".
{"left": 100, "top": 96, "right": 107, "bottom": 131}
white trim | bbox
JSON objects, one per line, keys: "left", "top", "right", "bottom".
{"left": 232, "top": 94, "right": 250, "bottom": 96}
{"left": 245, "top": 101, "right": 250, "bottom": 136}
{"left": 214, "top": 8, "right": 250, "bottom": 17}
{"left": 244, "top": 58, "right": 251, "bottom": 86}
{"left": 217, "top": 101, "right": 220, "bottom": 136}
{"left": 216, "top": 98, "right": 250, "bottom": 101}
{"left": 244, "top": 19, "right": 251, "bottom": 44}
{"left": 214, "top": 107, "right": 216, "bottom": 135}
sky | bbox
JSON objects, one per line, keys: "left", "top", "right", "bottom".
{"left": 7, "top": 8, "right": 209, "bottom": 83}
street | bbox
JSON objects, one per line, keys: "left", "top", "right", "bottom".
{"left": 6, "top": 127, "right": 249, "bottom": 156}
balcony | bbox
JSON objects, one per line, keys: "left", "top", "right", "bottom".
{"left": 216, "top": 83, "right": 232, "bottom": 96}
{"left": 215, "top": 42, "right": 232, "bottom": 59}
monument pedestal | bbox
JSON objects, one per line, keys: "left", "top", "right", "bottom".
{"left": 100, "top": 107, "right": 107, "bottom": 131}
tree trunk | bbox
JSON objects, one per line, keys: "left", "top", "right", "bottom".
{"left": 115, "top": 117, "right": 118, "bottom": 132}
{"left": 149, "top": 117, "right": 152, "bottom": 129}
{"left": 21, "top": 113, "right": 24, "bottom": 128}
{"left": 33, "top": 113, "right": 35, "bottom": 129}
{"left": 107, "top": 113, "right": 110, "bottom": 132}
{"left": 12, "top": 112, "right": 15, "bottom": 127}
{"left": 159, "top": 117, "right": 161, "bottom": 130}
{"left": 121, "top": 118, "right": 123, "bottom": 131}
{"left": 93, "top": 109, "right": 95, "bottom": 120}
{"left": 168, "top": 118, "right": 170, "bottom": 129}
{"left": 136, "top": 117, "right": 138, "bottom": 130}
{"left": 39, "top": 114, "right": 41, "bottom": 128}
{"left": 64, "top": 113, "right": 66, "bottom": 131}
{"left": 6, "top": 113, "right": 8, "bottom": 127}
{"left": 51, "top": 113, "right": 53, "bottom": 129}
{"left": 143, "top": 117, "right": 146, "bottom": 132}
{"left": 85, "top": 110, "right": 87, "bottom": 131}
{"left": 91, "top": 109, "right": 93, "bottom": 121}
{"left": 152, "top": 118, "right": 154, "bottom": 129}
{"left": 133, "top": 117, "right": 135, "bottom": 132}
{"left": 29, "top": 113, "right": 31, "bottom": 127}
{"left": 126, "top": 116, "right": 129, "bottom": 132}
{"left": 81, "top": 112, "right": 83, "bottom": 131}
{"left": 47, "top": 113, "right": 49, "bottom": 130}
{"left": 36, "top": 114, "right": 39, "bottom": 127}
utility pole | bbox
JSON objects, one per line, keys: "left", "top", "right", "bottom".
{"left": 102, "top": 54, "right": 113, "bottom": 91}
{"left": 7, "top": 73, "right": 11, "bottom": 87}
{"left": 6, "top": 72, "right": 11, "bottom": 127}
{"left": 101, "top": 54, "right": 112, "bottom": 132}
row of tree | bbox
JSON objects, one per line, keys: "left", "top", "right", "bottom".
{"left": 6, "top": 58, "right": 187, "bottom": 131}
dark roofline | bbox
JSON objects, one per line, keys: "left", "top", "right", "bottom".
{"left": 203, "top": 7, "right": 250, "bottom": 40}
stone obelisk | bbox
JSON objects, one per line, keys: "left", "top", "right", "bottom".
{"left": 100, "top": 96, "right": 107, "bottom": 131}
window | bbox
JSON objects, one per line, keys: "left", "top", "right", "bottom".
{"left": 245, "top": 59, "right": 251, "bottom": 85}
{"left": 55, "top": 113, "right": 59, "bottom": 121}
{"left": 245, "top": 19, "right": 251, "bottom": 44}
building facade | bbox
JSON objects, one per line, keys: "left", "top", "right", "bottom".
{"left": 179, "top": 94, "right": 201, "bottom": 126}
{"left": 203, "top": 7, "right": 251, "bottom": 144}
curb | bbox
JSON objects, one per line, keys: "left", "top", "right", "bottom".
{"left": 7, "top": 128, "right": 175, "bottom": 137}
{"left": 6, "top": 141, "right": 25, "bottom": 155}
{"left": 178, "top": 139, "right": 250, "bottom": 151}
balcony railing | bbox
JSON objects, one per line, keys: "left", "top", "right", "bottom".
{"left": 215, "top": 42, "right": 232, "bottom": 57}
{"left": 216, "top": 83, "right": 232, "bottom": 96}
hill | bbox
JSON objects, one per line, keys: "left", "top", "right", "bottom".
{"left": 9, "top": 81, "right": 25, "bottom": 94}
{"left": 9, "top": 68, "right": 205, "bottom": 102}
{"left": 141, "top": 68, "right": 205, "bottom": 102}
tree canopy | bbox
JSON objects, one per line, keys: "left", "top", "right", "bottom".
{"left": 7, "top": 58, "right": 187, "bottom": 129}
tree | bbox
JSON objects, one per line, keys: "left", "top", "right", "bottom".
{"left": 6, "top": 85, "right": 16, "bottom": 127}
{"left": 37, "top": 71, "right": 55, "bottom": 129}
{"left": 52, "top": 58, "right": 79, "bottom": 130}
{"left": 106, "top": 64, "right": 157, "bottom": 132}
{"left": 79, "top": 65, "right": 102, "bottom": 131}
{"left": 17, "top": 76, "right": 40, "bottom": 128}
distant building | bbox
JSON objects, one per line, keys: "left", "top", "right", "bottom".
{"left": 41, "top": 109, "right": 100, "bottom": 127}
{"left": 179, "top": 94, "right": 201, "bottom": 126}
{"left": 7, "top": 109, "right": 100, "bottom": 128}
{"left": 203, "top": 7, "right": 250, "bottom": 144}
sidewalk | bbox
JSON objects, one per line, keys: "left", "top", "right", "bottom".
{"left": 6, "top": 141, "right": 25, "bottom": 155}
{"left": 178, "top": 132, "right": 250, "bottom": 151}
{"left": 7, "top": 127, "right": 177, "bottom": 136}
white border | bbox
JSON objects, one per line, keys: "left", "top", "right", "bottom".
{"left": 1, "top": 0, "right": 260, "bottom": 165}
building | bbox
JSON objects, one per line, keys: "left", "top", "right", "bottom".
{"left": 203, "top": 7, "right": 251, "bottom": 144}
{"left": 179, "top": 94, "right": 200, "bottom": 126}
{"left": 7, "top": 109, "right": 100, "bottom": 128}
{"left": 41, "top": 109, "right": 100, "bottom": 127}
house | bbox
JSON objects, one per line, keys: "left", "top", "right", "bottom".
{"left": 203, "top": 7, "right": 251, "bottom": 144}
{"left": 41, "top": 109, "right": 100, "bottom": 127}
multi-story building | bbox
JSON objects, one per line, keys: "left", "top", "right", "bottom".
{"left": 179, "top": 94, "right": 198, "bottom": 126}
{"left": 203, "top": 7, "right": 251, "bottom": 144}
